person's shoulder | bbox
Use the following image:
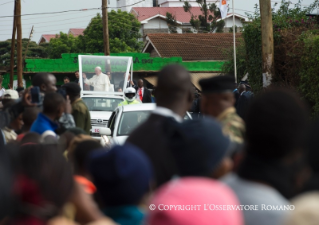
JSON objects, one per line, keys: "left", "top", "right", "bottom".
{"left": 73, "top": 99, "right": 89, "bottom": 114}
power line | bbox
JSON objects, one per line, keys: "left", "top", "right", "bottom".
{"left": 0, "top": 1, "right": 13, "bottom": 6}
{"left": 0, "top": 0, "right": 146, "bottom": 19}
{"left": 0, "top": 13, "right": 97, "bottom": 26}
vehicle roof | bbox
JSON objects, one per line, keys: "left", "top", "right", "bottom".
{"left": 121, "top": 103, "right": 156, "bottom": 112}
{"left": 82, "top": 95, "right": 124, "bottom": 99}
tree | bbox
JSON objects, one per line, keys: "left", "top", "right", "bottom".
{"left": 79, "top": 11, "right": 143, "bottom": 53}
{"left": 0, "top": 38, "right": 48, "bottom": 67}
{"left": 166, "top": 12, "right": 178, "bottom": 33}
{"left": 182, "top": 0, "right": 225, "bottom": 33}
{"left": 47, "top": 32, "right": 80, "bottom": 59}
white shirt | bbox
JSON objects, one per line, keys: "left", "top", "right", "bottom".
{"left": 0, "top": 88, "right": 5, "bottom": 97}
{"left": 152, "top": 106, "right": 183, "bottom": 123}
{"left": 84, "top": 73, "right": 111, "bottom": 91}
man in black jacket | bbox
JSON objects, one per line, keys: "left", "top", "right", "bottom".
{"left": 135, "top": 79, "right": 152, "bottom": 103}
{"left": 126, "top": 64, "right": 193, "bottom": 188}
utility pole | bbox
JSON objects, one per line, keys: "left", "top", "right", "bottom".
{"left": 22, "top": 26, "right": 34, "bottom": 70}
{"left": 102, "top": 0, "right": 110, "bottom": 56}
{"left": 16, "top": 0, "right": 23, "bottom": 88}
{"left": 260, "top": 0, "right": 274, "bottom": 88}
{"left": 232, "top": 0, "right": 237, "bottom": 83}
{"left": 10, "top": 1, "right": 17, "bottom": 88}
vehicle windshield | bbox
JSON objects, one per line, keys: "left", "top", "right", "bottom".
{"left": 82, "top": 97, "right": 123, "bottom": 111}
{"left": 117, "top": 111, "right": 151, "bottom": 136}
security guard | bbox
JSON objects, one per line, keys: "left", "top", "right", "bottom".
{"left": 118, "top": 87, "right": 141, "bottom": 106}
{"left": 199, "top": 75, "right": 245, "bottom": 144}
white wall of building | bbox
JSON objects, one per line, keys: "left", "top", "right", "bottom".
{"left": 143, "top": 18, "right": 169, "bottom": 29}
{"left": 117, "top": 0, "right": 153, "bottom": 12}
{"left": 158, "top": 0, "right": 215, "bottom": 7}
{"left": 224, "top": 17, "right": 244, "bottom": 28}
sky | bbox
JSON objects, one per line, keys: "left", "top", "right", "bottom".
{"left": 0, "top": 0, "right": 316, "bottom": 42}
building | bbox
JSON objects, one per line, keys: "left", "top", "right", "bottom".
{"left": 157, "top": 0, "right": 215, "bottom": 7}
{"left": 38, "top": 28, "right": 85, "bottom": 45}
{"left": 68, "top": 28, "right": 85, "bottom": 37}
{"left": 131, "top": 7, "right": 248, "bottom": 36}
{"left": 117, "top": 0, "right": 153, "bottom": 12}
{"left": 142, "top": 33, "right": 242, "bottom": 60}
{"left": 38, "top": 34, "right": 58, "bottom": 44}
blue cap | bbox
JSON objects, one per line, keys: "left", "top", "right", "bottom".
{"left": 89, "top": 144, "right": 153, "bottom": 206}
{"left": 169, "top": 117, "right": 231, "bottom": 177}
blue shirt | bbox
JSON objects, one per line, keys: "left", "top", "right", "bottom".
{"left": 103, "top": 205, "right": 144, "bottom": 225}
{"left": 30, "top": 113, "right": 58, "bottom": 135}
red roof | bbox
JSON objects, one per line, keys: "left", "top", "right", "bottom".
{"left": 68, "top": 28, "right": 85, "bottom": 37}
{"left": 132, "top": 7, "right": 213, "bottom": 23}
{"left": 41, "top": 34, "right": 58, "bottom": 42}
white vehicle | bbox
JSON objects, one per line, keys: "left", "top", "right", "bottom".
{"left": 99, "top": 103, "right": 192, "bottom": 146}
{"left": 78, "top": 55, "right": 133, "bottom": 138}
{"left": 82, "top": 95, "right": 124, "bottom": 138}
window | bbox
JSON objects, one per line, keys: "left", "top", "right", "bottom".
{"left": 117, "top": 111, "right": 151, "bottom": 136}
{"left": 82, "top": 97, "right": 123, "bottom": 111}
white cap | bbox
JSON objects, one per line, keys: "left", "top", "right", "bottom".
{"left": 3, "top": 89, "right": 19, "bottom": 99}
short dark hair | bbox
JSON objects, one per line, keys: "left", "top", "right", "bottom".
{"left": 43, "top": 92, "right": 65, "bottom": 114}
{"left": 75, "top": 70, "right": 79, "bottom": 73}
{"left": 23, "top": 107, "right": 40, "bottom": 127}
{"left": 63, "top": 76, "right": 70, "bottom": 81}
{"left": 32, "top": 73, "right": 54, "bottom": 87}
{"left": 70, "top": 140, "right": 102, "bottom": 174}
{"left": 245, "top": 89, "right": 309, "bottom": 160}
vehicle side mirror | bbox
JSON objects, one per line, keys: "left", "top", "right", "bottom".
{"left": 99, "top": 128, "right": 111, "bottom": 136}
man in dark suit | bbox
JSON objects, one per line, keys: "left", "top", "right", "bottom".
{"left": 135, "top": 79, "right": 152, "bottom": 103}
{"left": 126, "top": 64, "right": 193, "bottom": 188}
{"left": 119, "top": 73, "right": 135, "bottom": 89}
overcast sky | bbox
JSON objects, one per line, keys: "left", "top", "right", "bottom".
{"left": 0, "top": 0, "right": 316, "bottom": 42}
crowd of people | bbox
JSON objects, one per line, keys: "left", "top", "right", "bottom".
{"left": 0, "top": 64, "right": 318, "bottom": 225}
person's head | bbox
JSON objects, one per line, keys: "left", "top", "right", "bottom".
{"left": 199, "top": 76, "right": 236, "bottom": 118}
{"left": 32, "top": 73, "right": 57, "bottom": 94}
{"left": 43, "top": 92, "right": 65, "bottom": 120}
{"left": 63, "top": 77, "right": 70, "bottom": 84}
{"left": 124, "top": 73, "right": 131, "bottom": 80}
{"left": 238, "top": 84, "right": 246, "bottom": 94}
{"left": 245, "top": 84, "right": 252, "bottom": 92}
{"left": 138, "top": 79, "right": 144, "bottom": 88}
{"left": 3, "top": 102, "right": 23, "bottom": 132}
{"left": 75, "top": 70, "right": 79, "bottom": 79}
{"left": 62, "top": 82, "right": 81, "bottom": 103}
{"left": 116, "top": 87, "right": 123, "bottom": 92}
{"left": 2, "top": 89, "right": 19, "bottom": 106}
{"left": 95, "top": 66, "right": 102, "bottom": 75}
{"left": 169, "top": 117, "right": 232, "bottom": 179}
{"left": 16, "top": 87, "right": 24, "bottom": 98}
{"left": 245, "top": 88, "right": 308, "bottom": 160}
{"left": 89, "top": 144, "right": 153, "bottom": 207}
{"left": 148, "top": 177, "right": 243, "bottom": 225}
{"left": 156, "top": 64, "right": 193, "bottom": 117}
{"left": 22, "top": 107, "right": 40, "bottom": 132}
{"left": 70, "top": 140, "right": 103, "bottom": 177}
{"left": 16, "top": 144, "right": 73, "bottom": 219}
{"left": 124, "top": 87, "right": 136, "bottom": 102}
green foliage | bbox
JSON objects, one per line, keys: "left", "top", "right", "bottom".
{"left": 0, "top": 39, "right": 48, "bottom": 67}
{"left": 223, "top": 0, "right": 319, "bottom": 94}
{"left": 47, "top": 10, "right": 143, "bottom": 58}
{"left": 229, "top": 25, "right": 238, "bottom": 33}
{"left": 48, "top": 32, "right": 80, "bottom": 59}
{"left": 182, "top": 0, "right": 224, "bottom": 32}
{"left": 166, "top": 12, "right": 178, "bottom": 33}
{"left": 79, "top": 11, "right": 143, "bottom": 54}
